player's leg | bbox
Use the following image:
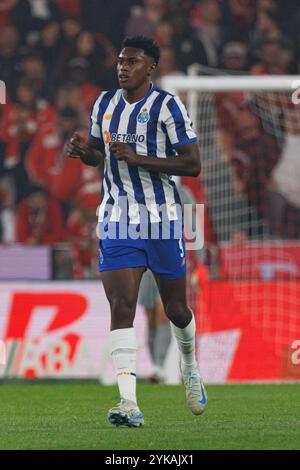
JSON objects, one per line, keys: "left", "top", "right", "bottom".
{"left": 101, "top": 267, "right": 145, "bottom": 427}
{"left": 144, "top": 307, "right": 156, "bottom": 365}
{"left": 154, "top": 273, "right": 207, "bottom": 415}
{"left": 102, "top": 267, "right": 144, "bottom": 330}
{"left": 151, "top": 299, "right": 171, "bottom": 383}
{"left": 138, "top": 270, "right": 157, "bottom": 368}
{"left": 138, "top": 269, "right": 171, "bottom": 382}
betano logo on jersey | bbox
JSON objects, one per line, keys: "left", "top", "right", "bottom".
{"left": 137, "top": 108, "right": 150, "bottom": 124}
{"left": 104, "top": 131, "right": 145, "bottom": 145}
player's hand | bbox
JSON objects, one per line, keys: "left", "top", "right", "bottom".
{"left": 109, "top": 142, "right": 139, "bottom": 166}
{"left": 66, "top": 132, "right": 89, "bottom": 159}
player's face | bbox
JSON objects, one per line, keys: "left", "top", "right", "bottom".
{"left": 117, "top": 47, "right": 155, "bottom": 90}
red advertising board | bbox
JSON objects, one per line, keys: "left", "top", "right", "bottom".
{"left": 0, "top": 281, "right": 300, "bottom": 383}
{"left": 196, "top": 280, "right": 300, "bottom": 382}
{"left": 221, "top": 242, "right": 300, "bottom": 280}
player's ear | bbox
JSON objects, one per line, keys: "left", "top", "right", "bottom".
{"left": 148, "top": 62, "right": 157, "bottom": 75}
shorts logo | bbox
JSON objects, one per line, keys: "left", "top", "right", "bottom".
{"left": 137, "top": 108, "right": 150, "bottom": 124}
{"left": 99, "top": 247, "right": 104, "bottom": 264}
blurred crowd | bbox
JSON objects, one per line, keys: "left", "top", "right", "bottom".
{"left": 1, "top": 0, "right": 300, "bottom": 279}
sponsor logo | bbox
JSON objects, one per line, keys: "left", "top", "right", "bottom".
{"left": 103, "top": 132, "right": 145, "bottom": 145}
{"left": 110, "top": 133, "right": 145, "bottom": 143}
{"left": 104, "top": 114, "right": 112, "bottom": 120}
{"left": 137, "top": 108, "right": 150, "bottom": 124}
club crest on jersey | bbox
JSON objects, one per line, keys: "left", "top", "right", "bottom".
{"left": 137, "top": 108, "right": 150, "bottom": 124}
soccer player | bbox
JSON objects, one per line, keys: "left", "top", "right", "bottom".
{"left": 67, "top": 36, "right": 207, "bottom": 427}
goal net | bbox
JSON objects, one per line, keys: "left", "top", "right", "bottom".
{"left": 162, "top": 74, "right": 300, "bottom": 381}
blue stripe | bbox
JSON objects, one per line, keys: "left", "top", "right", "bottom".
{"left": 125, "top": 98, "right": 150, "bottom": 205}
{"left": 147, "top": 93, "right": 168, "bottom": 207}
{"left": 97, "top": 91, "right": 119, "bottom": 208}
{"left": 109, "top": 95, "right": 127, "bottom": 198}
{"left": 167, "top": 97, "right": 191, "bottom": 145}
{"left": 173, "top": 137, "right": 197, "bottom": 148}
{"left": 161, "top": 121, "right": 176, "bottom": 156}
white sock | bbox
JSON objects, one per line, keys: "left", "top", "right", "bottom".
{"left": 110, "top": 328, "right": 137, "bottom": 404}
{"left": 171, "top": 313, "right": 197, "bottom": 373}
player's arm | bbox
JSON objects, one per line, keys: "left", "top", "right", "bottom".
{"left": 138, "top": 141, "right": 201, "bottom": 176}
{"left": 110, "top": 95, "right": 201, "bottom": 176}
{"left": 66, "top": 133, "right": 104, "bottom": 167}
{"left": 109, "top": 141, "right": 201, "bottom": 177}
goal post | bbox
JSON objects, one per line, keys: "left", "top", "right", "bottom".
{"left": 161, "top": 74, "right": 300, "bottom": 381}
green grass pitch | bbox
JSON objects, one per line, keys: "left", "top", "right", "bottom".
{"left": 0, "top": 382, "right": 299, "bottom": 450}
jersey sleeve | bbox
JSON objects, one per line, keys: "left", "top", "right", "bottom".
{"left": 162, "top": 95, "right": 198, "bottom": 149}
{"left": 89, "top": 92, "right": 105, "bottom": 140}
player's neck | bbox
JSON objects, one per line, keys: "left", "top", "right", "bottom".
{"left": 122, "top": 81, "right": 152, "bottom": 105}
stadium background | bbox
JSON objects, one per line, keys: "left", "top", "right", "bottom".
{"left": 0, "top": 0, "right": 300, "bottom": 386}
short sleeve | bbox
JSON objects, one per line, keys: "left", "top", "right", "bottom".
{"left": 89, "top": 93, "right": 105, "bottom": 140}
{"left": 162, "top": 95, "right": 198, "bottom": 149}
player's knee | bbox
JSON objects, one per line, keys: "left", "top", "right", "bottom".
{"left": 109, "top": 296, "right": 135, "bottom": 324}
{"left": 165, "top": 300, "right": 190, "bottom": 326}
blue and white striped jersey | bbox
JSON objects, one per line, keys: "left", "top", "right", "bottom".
{"left": 89, "top": 83, "right": 197, "bottom": 228}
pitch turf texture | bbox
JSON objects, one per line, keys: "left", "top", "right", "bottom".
{"left": 0, "top": 383, "right": 299, "bottom": 450}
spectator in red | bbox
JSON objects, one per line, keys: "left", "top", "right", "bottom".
{"left": 216, "top": 92, "right": 280, "bottom": 236}
{"left": 66, "top": 58, "right": 101, "bottom": 112}
{"left": 1, "top": 79, "right": 55, "bottom": 203}
{"left": 0, "top": 0, "right": 15, "bottom": 28}
{"left": 0, "top": 179, "right": 15, "bottom": 243}
{"left": 26, "top": 106, "right": 82, "bottom": 206}
{"left": 56, "top": 0, "right": 82, "bottom": 19}
{"left": 2, "top": 79, "right": 55, "bottom": 168}
{"left": 251, "top": 37, "right": 295, "bottom": 75}
{"left": 16, "top": 186, "right": 63, "bottom": 244}
{"left": 66, "top": 196, "right": 99, "bottom": 279}
{"left": 27, "top": 106, "right": 101, "bottom": 210}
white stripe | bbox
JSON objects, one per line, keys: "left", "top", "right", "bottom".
{"left": 173, "top": 95, "right": 197, "bottom": 140}
{"left": 161, "top": 174, "right": 178, "bottom": 221}
{"left": 102, "top": 92, "right": 123, "bottom": 222}
{"left": 116, "top": 103, "right": 140, "bottom": 224}
{"left": 161, "top": 95, "right": 178, "bottom": 145}
{"left": 157, "top": 95, "right": 172, "bottom": 158}
{"left": 98, "top": 166, "right": 110, "bottom": 222}
{"left": 136, "top": 91, "right": 161, "bottom": 223}
{"left": 90, "top": 92, "right": 105, "bottom": 139}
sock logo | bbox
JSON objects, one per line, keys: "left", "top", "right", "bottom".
{"left": 198, "top": 382, "right": 207, "bottom": 406}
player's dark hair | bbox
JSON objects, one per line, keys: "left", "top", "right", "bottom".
{"left": 122, "top": 36, "right": 160, "bottom": 65}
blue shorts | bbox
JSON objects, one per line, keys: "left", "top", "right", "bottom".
{"left": 98, "top": 237, "right": 186, "bottom": 280}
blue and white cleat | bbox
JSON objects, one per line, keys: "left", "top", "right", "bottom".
{"left": 108, "top": 398, "right": 144, "bottom": 427}
{"left": 181, "top": 363, "right": 208, "bottom": 415}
